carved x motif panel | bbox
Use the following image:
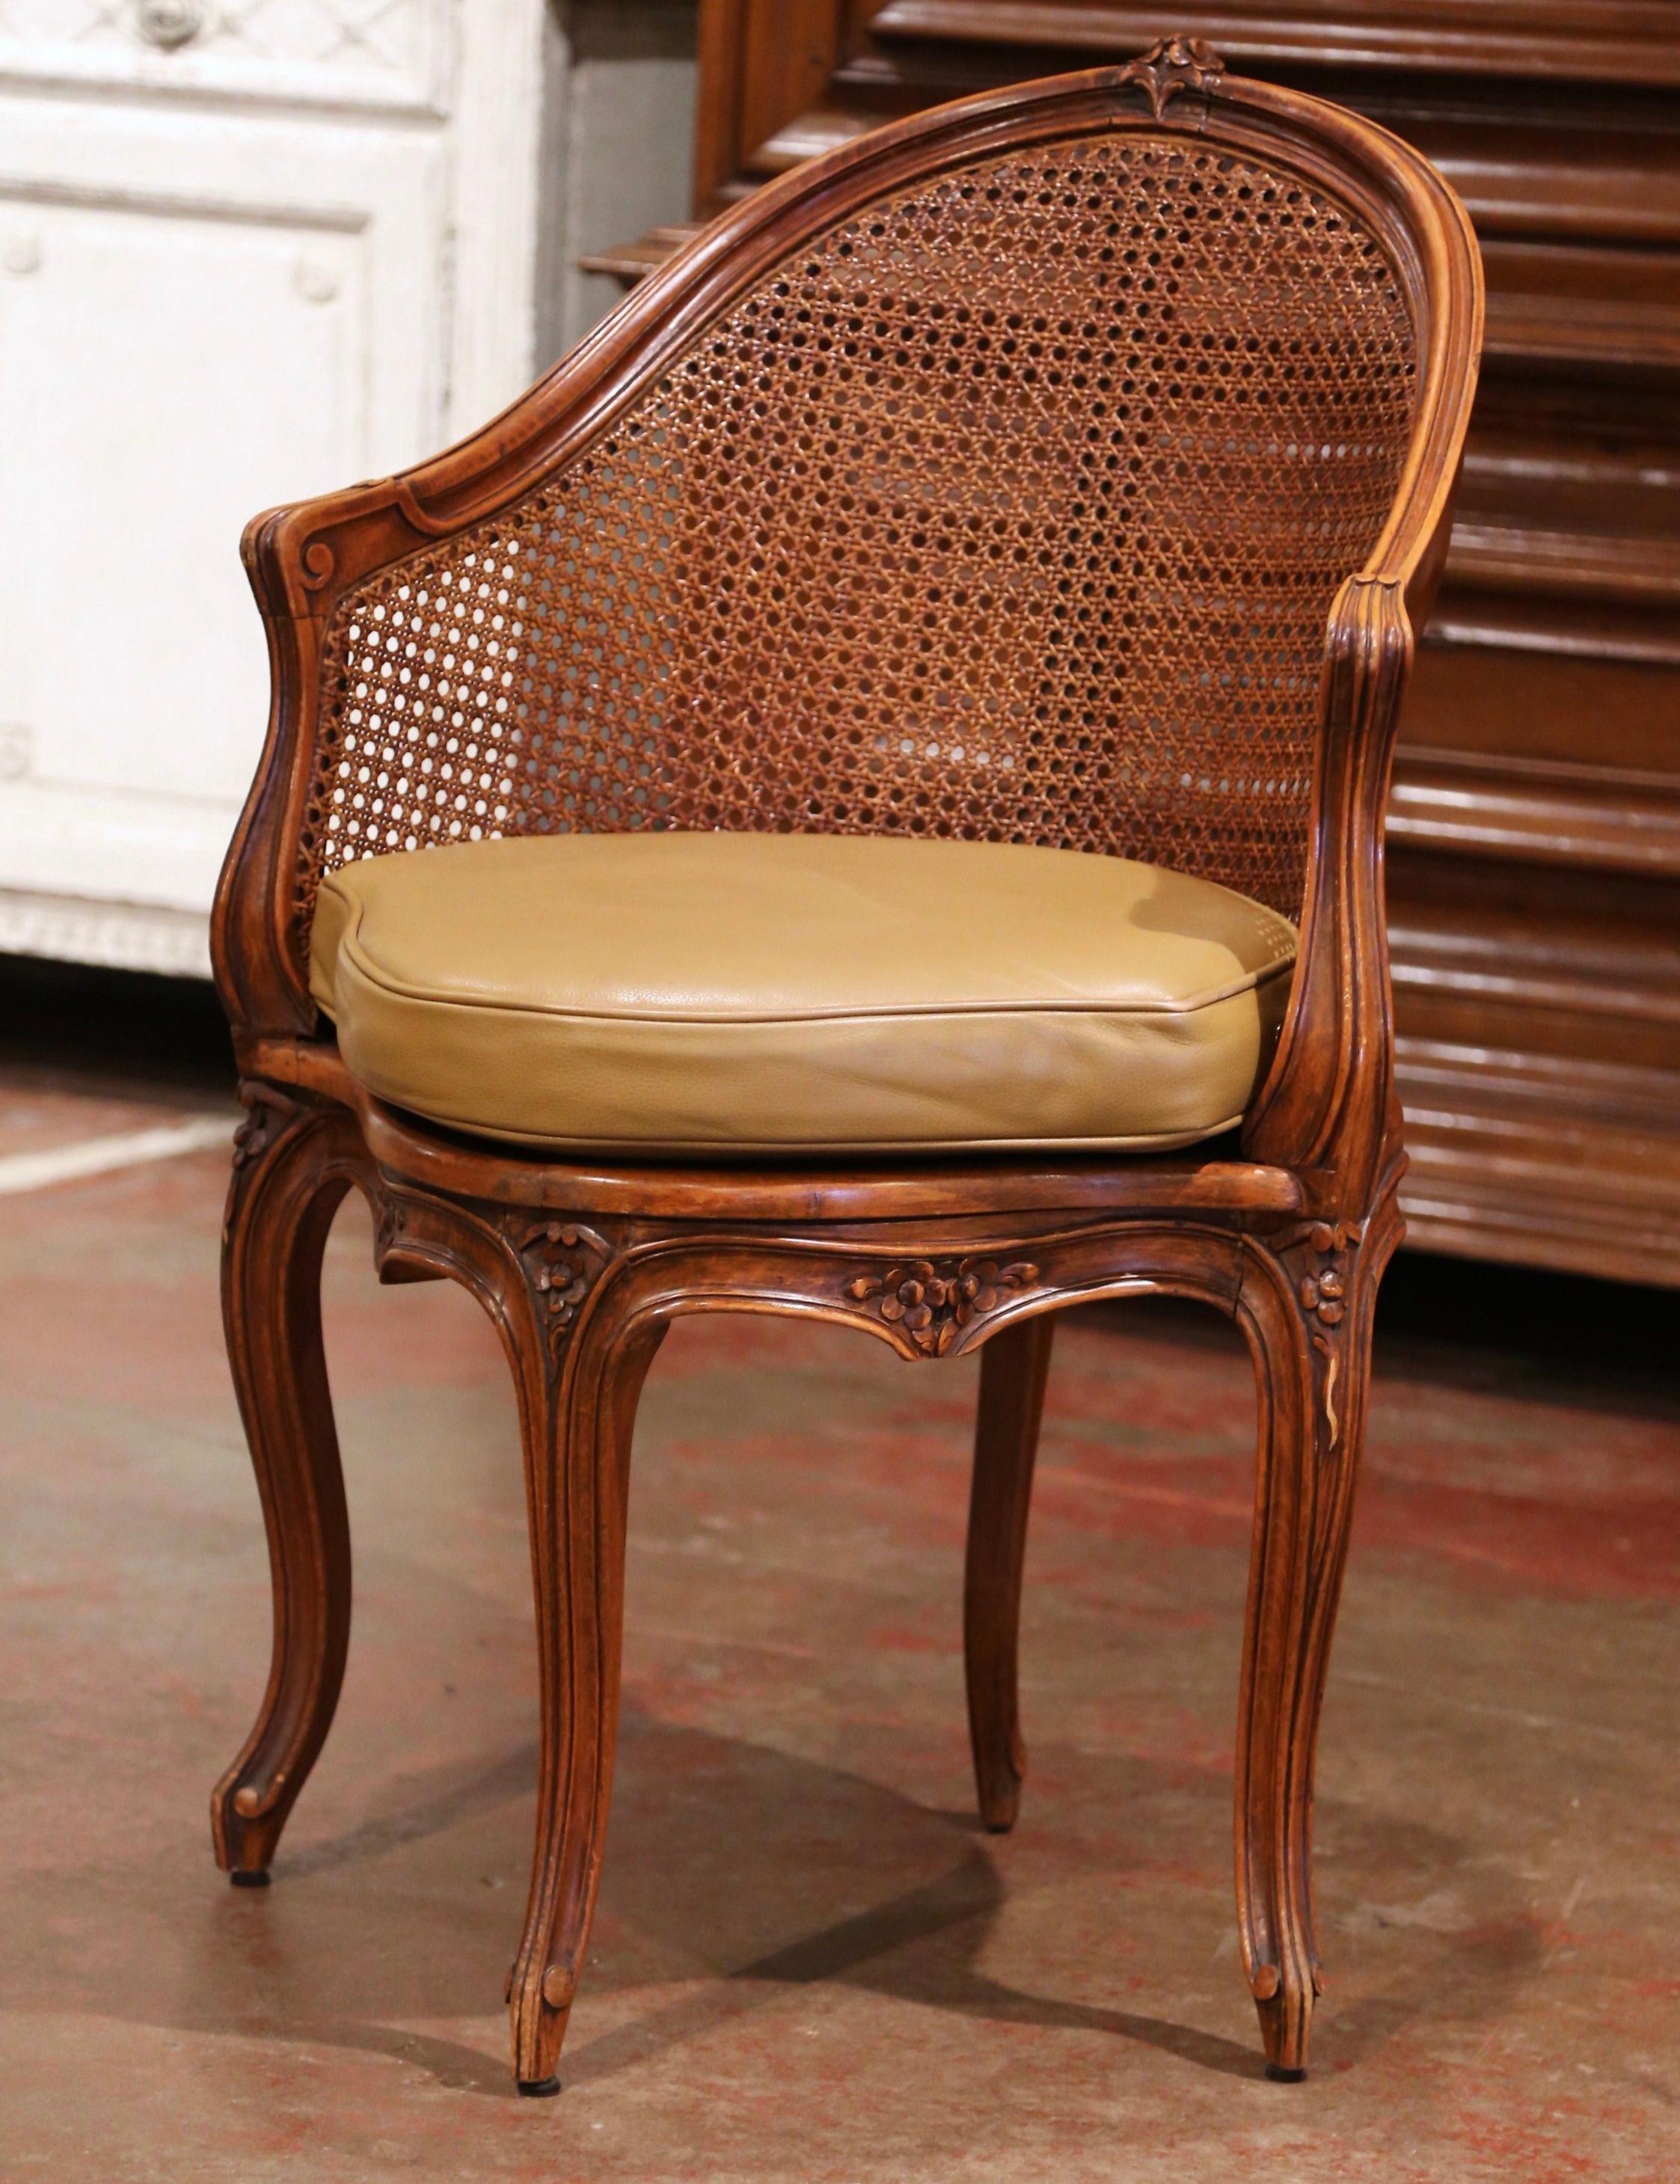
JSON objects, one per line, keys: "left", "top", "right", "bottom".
{"left": 0, "top": 0, "right": 434, "bottom": 102}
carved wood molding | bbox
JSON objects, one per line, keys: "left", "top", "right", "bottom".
{"left": 843, "top": 1255, "right": 1042, "bottom": 1356}
{"left": 229, "top": 1083, "right": 303, "bottom": 1174}
{"left": 1388, "top": 749, "right": 1680, "bottom": 880}
{"left": 1284, "top": 1216, "right": 1364, "bottom": 1449}
{"left": 1109, "top": 35, "right": 1222, "bottom": 118}
{"left": 1447, "top": 523, "right": 1680, "bottom": 612}
{"left": 223, "top": 1080, "right": 373, "bottom": 1252}
{"left": 1398, "top": 1077, "right": 1680, "bottom": 1288}
{"left": 515, "top": 1218, "right": 616, "bottom": 1375}
{"left": 1426, "top": 592, "right": 1680, "bottom": 672}
{"left": 366, "top": 1184, "right": 627, "bottom": 1390}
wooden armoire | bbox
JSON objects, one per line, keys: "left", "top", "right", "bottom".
{"left": 587, "top": 1, "right": 1680, "bottom": 1291}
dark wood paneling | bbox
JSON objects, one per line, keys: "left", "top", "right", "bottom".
{"left": 589, "top": 0, "right": 1680, "bottom": 1288}
{"left": 868, "top": 3, "right": 1680, "bottom": 84}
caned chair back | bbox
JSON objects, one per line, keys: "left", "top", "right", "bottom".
{"left": 219, "top": 48, "right": 1480, "bottom": 1033}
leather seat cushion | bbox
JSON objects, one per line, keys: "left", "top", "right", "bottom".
{"left": 308, "top": 833, "right": 1297, "bottom": 1157}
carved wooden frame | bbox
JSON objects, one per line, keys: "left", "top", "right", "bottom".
{"left": 209, "top": 44, "right": 1483, "bottom": 2094}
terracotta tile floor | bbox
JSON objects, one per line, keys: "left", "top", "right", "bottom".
{"left": 3, "top": 985, "right": 1679, "bottom": 2180}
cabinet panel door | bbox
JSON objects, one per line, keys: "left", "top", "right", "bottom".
{"left": 0, "top": 0, "right": 447, "bottom": 112}
{"left": 0, "top": 100, "right": 444, "bottom": 943}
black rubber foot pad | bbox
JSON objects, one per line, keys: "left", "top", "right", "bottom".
{"left": 230, "top": 1870, "right": 271, "bottom": 1888}
{"left": 518, "top": 2077, "right": 562, "bottom": 2099}
{"left": 1265, "top": 2064, "right": 1307, "bottom": 2084}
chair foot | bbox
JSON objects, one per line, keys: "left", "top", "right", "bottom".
{"left": 1265, "top": 2063, "right": 1307, "bottom": 2084}
{"left": 518, "top": 2076, "right": 562, "bottom": 2099}
{"left": 229, "top": 1869, "right": 272, "bottom": 1888}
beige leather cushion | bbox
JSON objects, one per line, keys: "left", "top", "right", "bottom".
{"left": 310, "top": 833, "right": 1296, "bottom": 1157}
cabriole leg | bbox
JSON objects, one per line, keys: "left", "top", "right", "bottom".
{"left": 1233, "top": 1199, "right": 1397, "bottom": 2078}
{"left": 964, "top": 1313, "right": 1055, "bottom": 1832}
{"left": 211, "top": 1088, "right": 360, "bottom": 1881}
{"left": 503, "top": 1244, "right": 664, "bottom": 2095}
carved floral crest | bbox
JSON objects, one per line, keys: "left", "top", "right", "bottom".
{"left": 844, "top": 1256, "right": 1040, "bottom": 1356}
{"left": 1115, "top": 37, "right": 1224, "bottom": 120}
{"left": 517, "top": 1220, "right": 611, "bottom": 1370}
{"left": 1299, "top": 1220, "right": 1359, "bottom": 1327}
{"left": 1293, "top": 1220, "right": 1364, "bottom": 1444}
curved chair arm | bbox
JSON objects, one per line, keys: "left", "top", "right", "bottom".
{"left": 1240, "top": 573, "right": 1416, "bottom": 1205}
{"left": 1241, "top": 126, "right": 1483, "bottom": 1207}
{"left": 214, "top": 423, "right": 630, "bottom": 1040}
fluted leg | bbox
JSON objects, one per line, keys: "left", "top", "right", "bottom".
{"left": 504, "top": 1258, "right": 663, "bottom": 2094}
{"left": 964, "top": 1313, "right": 1055, "bottom": 1832}
{"left": 211, "top": 1089, "right": 361, "bottom": 1879}
{"left": 1233, "top": 1199, "right": 1396, "bottom": 2077}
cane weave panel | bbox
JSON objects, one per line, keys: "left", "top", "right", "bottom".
{"left": 295, "top": 129, "right": 1416, "bottom": 958}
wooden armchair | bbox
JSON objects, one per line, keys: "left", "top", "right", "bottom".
{"left": 210, "top": 42, "right": 1481, "bottom": 2095}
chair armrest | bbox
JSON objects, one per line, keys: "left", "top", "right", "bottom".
{"left": 213, "top": 488, "right": 393, "bottom": 1039}
{"left": 211, "top": 303, "right": 677, "bottom": 1039}
{"left": 1239, "top": 572, "right": 1414, "bottom": 1205}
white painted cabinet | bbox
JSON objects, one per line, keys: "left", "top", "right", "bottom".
{"left": 0, "top": 0, "right": 550, "bottom": 974}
